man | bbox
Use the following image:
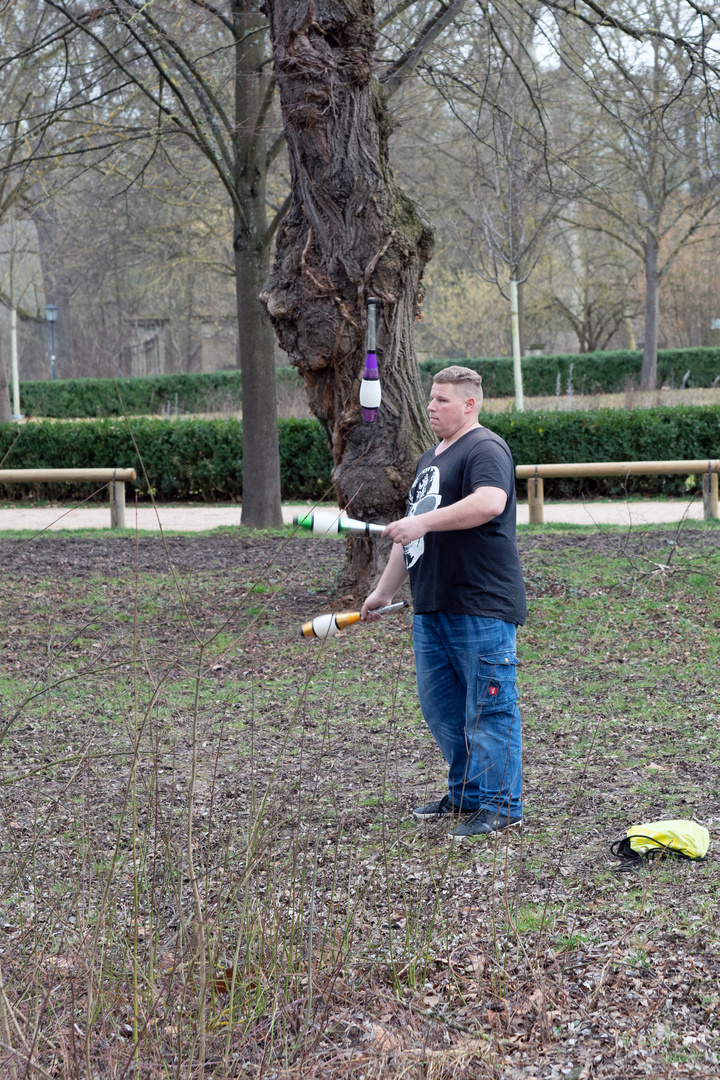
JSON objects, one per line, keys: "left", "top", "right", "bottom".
{"left": 361, "top": 366, "right": 526, "bottom": 839}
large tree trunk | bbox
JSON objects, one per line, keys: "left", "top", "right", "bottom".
{"left": 641, "top": 230, "right": 659, "bottom": 390}
{"left": 260, "top": 0, "right": 434, "bottom": 594}
{"left": 233, "top": 0, "right": 283, "bottom": 528}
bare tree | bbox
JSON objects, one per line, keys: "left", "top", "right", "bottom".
{"left": 413, "top": 3, "right": 582, "bottom": 407}
{"left": 0, "top": 2, "right": 103, "bottom": 416}
{"left": 541, "top": 221, "right": 641, "bottom": 353}
{"left": 26, "top": 0, "right": 287, "bottom": 525}
{"left": 556, "top": 0, "right": 720, "bottom": 388}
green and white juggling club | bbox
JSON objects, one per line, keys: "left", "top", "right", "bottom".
{"left": 293, "top": 510, "right": 385, "bottom": 536}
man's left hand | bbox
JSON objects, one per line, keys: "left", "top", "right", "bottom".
{"left": 383, "top": 517, "right": 428, "bottom": 546}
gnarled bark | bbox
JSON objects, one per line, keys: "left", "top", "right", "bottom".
{"left": 260, "top": 0, "right": 434, "bottom": 594}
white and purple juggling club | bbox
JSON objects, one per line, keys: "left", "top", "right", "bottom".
{"left": 293, "top": 510, "right": 385, "bottom": 536}
{"left": 359, "top": 296, "right": 381, "bottom": 422}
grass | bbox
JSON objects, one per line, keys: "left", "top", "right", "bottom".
{"left": 0, "top": 522, "right": 718, "bottom": 1078}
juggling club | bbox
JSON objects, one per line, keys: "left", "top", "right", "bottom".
{"left": 360, "top": 297, "right": 381, "bottom": 422}
{"left": 300, "top": 601, "right": 408, "bottom": 639}
{"left": 293, "top": 510, "right": 385, "bottom": 536}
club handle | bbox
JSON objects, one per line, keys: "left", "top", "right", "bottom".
{"left": 366, "top": 297, "right": 379, "bottom": 353}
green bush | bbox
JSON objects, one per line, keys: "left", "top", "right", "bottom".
{"left": 488, "top": 404, "right": 720, "bottom": 498}
{"left": 0, "top": 406, "right": 717, "bottom": 504}
{"left": 19, "top": 349, "right": 720, "bottom": 420}
{"left": 420, "top": 347, "right": 720, "bottom": 398}
{"left": 17, "top": 367, "right": 305, "bottom": 419}
{"left": 0, "top": 417, "right": 333, "bottom": 502}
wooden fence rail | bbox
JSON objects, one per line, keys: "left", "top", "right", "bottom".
{"left": 0, "top": 468, "right": 137, "bottom": 529}
{"left": 515, "top": 459, "right": 720, "bottom": 525}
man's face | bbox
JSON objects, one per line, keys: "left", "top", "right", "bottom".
{"left": 428, "top": 382, "right": 474, "bottom": 439}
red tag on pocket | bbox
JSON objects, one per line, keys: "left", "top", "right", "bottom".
{"left": 488, "top": 685, "right": 499, "bottom": 696}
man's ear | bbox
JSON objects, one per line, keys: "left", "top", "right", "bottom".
{"left": 465, "top": 396, "right": 476, "bottom": 412}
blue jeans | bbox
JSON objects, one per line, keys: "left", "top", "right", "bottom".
{"left": 413, "top": 613, "right": 522, "bottom": 815}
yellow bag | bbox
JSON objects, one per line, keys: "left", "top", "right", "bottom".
{"left": 611, "top": 819, "right": 710, "bottom": 869}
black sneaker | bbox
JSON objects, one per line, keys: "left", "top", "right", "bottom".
{"left": 412, "top": 794, "right": 469, "bottom": 820}
{"left": 449, "top": 807, "right": 523, "bottom": 838}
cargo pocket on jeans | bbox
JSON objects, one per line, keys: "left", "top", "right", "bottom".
{"left": 477, "top": 652, "right": 518, "bottom": 712}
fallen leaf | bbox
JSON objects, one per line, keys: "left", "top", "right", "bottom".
{"left": 214, "top": 965, "right": 234, "bottom": 995}
{"left": 372, "top": 1023, "right": 400, "bottom": 1050}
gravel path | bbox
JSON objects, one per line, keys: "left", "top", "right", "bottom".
{"left": 0, "top": 498, "right": 711, "bottom": 531}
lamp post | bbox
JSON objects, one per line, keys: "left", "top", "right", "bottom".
{"left": 45, "top": 304, "right": 58, "bottom": 380}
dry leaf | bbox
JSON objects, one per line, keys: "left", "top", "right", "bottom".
{"left": 214, "top": 965, "right": 234, "bottom": 995}
{"left": 372, "top": 1023, "right": 401, "bottom": 1050}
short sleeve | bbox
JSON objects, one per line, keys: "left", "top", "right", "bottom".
{"left": 463, "top": 436, "right": 514, "bottom": 497}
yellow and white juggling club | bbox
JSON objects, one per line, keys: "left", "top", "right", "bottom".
{"left": 293, "top": 510, "right": 385, "bottom": 536}
{"left": 300, "top": 601, "right": 408, "bottom": 639}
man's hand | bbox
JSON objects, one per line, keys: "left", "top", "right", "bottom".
{"left": 360, "top": 544, "right": 409, "bottom": 620}
{"left": 361, "top": 590, "right": 396, "bottom": 621}
{"left": 384, "top": 487, "right": 507, "bottom": 543}
{"left": 382, "top": 516, "right": 428, "bottom": 547}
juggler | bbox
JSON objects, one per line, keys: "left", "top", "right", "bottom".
{"left": 361, "top": 366, "right": 526, "bottom": 838}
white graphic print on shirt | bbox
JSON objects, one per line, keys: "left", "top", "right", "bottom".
{"left": 403, "top": 465, "right": 442, "bottom": 569}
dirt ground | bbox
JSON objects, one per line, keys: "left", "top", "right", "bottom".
{"left": 0, "top": 527, "right": 719, "bottom": 1079}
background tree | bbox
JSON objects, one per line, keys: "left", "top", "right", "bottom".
{"left": 0, "top": 2, "right": 69, "bottom": 419}
{"left": 424, "top": 4, "right": 577, "bottom": 409}
{"left": 36, "top": 0, "right": 287, "bottom": 525}
{"left": 28, "top": 144, "right": 240, "bottom": 379}
{"left": 397, "top": 0, "right": 720, "bottom": 374}
{"left": 540, "top": 221, "right": 640, "bottom": 353}
{"left": 556, "top": 0, "right": 720, "bottom": 388}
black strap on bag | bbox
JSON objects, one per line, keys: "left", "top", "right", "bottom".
{"left": 610, "top": 834, "right": 701, "bottom": 872}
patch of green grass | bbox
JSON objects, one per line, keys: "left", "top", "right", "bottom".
{"left": 0, "top": 524, "right": 718, "bottom": 1077}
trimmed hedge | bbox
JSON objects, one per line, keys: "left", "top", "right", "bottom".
{"left": 0, "top": 406, "right": 717, "bottom": 504}
{"left": 489, "top": 404, "right": 720, "bottom": 498}
{"left": 17, "top": 367, "right": 305, "bottom": 419}
{"left": 0, "top": 417, "right": 332, "bottom": 503}
{"left": 17, "top": 348, "right": 720, "bottom": 420}
{"left": 420, "top": 347, "right": 720, "bottom": 398}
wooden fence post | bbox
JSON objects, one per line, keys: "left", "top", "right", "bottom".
{"left": 702, "top": 466, "right": 718, "bottom": 520}
{"left": 110, "top": 473, "right": 126, "bottom": 529}
{"left": 528, "top": 473, "right": 544, "bottom": 525}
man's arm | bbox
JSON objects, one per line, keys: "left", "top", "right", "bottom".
{"left": 360, "top": 541, "right": 409, "bottom": 620}
{"left": 382, "top": 485, "right": 507, "bottom": 547}
{"left": 361, "top": 485, "right": 506, "bottom": 618}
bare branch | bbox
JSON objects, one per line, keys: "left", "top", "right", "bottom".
{"left": 380, "top": 0, "right": 467, "bottom": 98}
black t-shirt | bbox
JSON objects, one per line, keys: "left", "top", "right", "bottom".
{"left": 403, "top": 427, "right": 526, "bottom": 625}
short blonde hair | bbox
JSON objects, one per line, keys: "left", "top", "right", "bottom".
{"left": 432, "top": 365, "right": 483, "bottom": 406}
